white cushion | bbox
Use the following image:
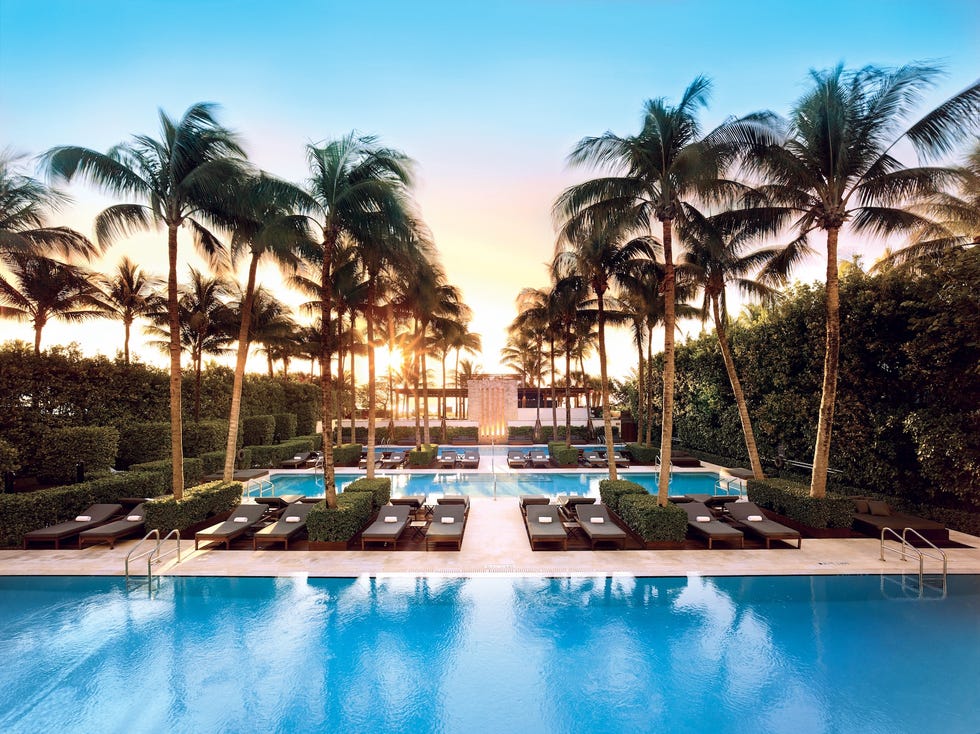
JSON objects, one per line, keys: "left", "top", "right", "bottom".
{"left": 126, "top": 515, "right": 142, "bottom": 522}
{"left": 440, "top": 516, "right": 455, "bottom": 524}
{"left": 233, "top": 516, "right": 249, "bottom": 523}
{"left": 383, "top": 516, "right": 397, "bottom": 523}
{"left": 747, "top": 515, "right": 764, "bottom": 522}
{"left": 292, "top": 454, "right": 303, "bottom": 460}
{"left": 284, "top": 516, "right": 301, "bottom": 523}
{"left": 696, "top": 515, "right": 711, "bottom": 523}
{"left": 590, "top": 517, "right": 605, "bottom": 524}
{"left": 75, "top": 515, "right": 91, "bottom": 522}
{"left": 538, "top": 516, "right": 553, "bottom": 524}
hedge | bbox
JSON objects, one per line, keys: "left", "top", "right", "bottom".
{"left": 273, "top": 413, "right": 298, "bottom": 442}
{"left": 183, "top": 420, "right": 229, "bottom": 457}
{"left": 343, "top": 477, "right": 391, "bottom": 509}
{"left": 144, "top": 480, "right": 243, "bottom": 533}
{"left": 116, "top": 422, "right": 171, "bottom": 468}
{"left": 296, "top": 433, "right": 324, "bottom": 451}
{"left": 547, "top": 443, "right": 578, "bottom": 467}
{"left": 197, "top": 448, "right": 253, "bottom": 475}
{"left": 0, "top": 470, "right": 165, "bottom": 547}
{"left": 747, "top": 478, "right": 853, "bottom": 529}
{"left": 242, "top": 415, "right": 276, "bottom": 446}
{"left": 599, "top": 479, "right": 650, "bottom": 515}
{"left": 407, "top": 444, "right": 439, "bottom": 467}
{"left": 625, "top": 443, "right": 660, "bottom": 464}
{"left": 306, "top": 491, "right": 374, "bottom": 542}
{"left": 247, "top": 439, "right": 315, "bottom": 468}
{"left": 37, "top": 426, "right": 120, "bottom": 484}
{"left": 618, "top": 494, "right": 688, "bottom": 542}
{"left": 447, "top": 426, "right": 478, "bottom": 440}
{"left": 508, "top": 425, "right": 536, "bottom": 440}
{"left": 0, "top": 437, "right": 19, "bottom": 474}
{"left": 130, "top": 458, "right": 204, "bottom": 493}
{"left": 333, "top": 444, "right": 362, "bottom": 467}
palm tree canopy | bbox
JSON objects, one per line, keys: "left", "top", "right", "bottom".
{"left": 0, "top": 252, "right": 103, "bottom": 328}
{"left": 96, "top": 255, "right": 165, "bottom": 322}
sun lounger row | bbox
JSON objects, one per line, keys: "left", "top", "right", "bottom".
{"left": 437, "top": 448, "right": 480, "bottom": 469}
{"left": 360, "top": 497, "right": 469, "bottom": 551}
{"left": 523, "top": 497, "right": 627, "bottom": 550}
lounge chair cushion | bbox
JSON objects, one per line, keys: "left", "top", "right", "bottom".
{"left": 853, "top": 498, "right": 870, "bottom": 514}
{"left": 867, "top": 500, "right": 891, "bottom": 516}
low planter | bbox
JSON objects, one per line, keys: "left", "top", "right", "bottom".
{"left": 308, "top": 541, "right": 350, "bottom": 551}
{"left": 765, "top": 510, "right": 858, "bottom": 538}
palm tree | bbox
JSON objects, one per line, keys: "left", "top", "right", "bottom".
{"left": 235, "top": 285, "right": 297, "bottom": 377}
{"left": 548, "top": 274, "right": 591, "bottom": 447}
{"left": 0, "top": 150, "right": 98, "bottom": 259}
{"left": 555, "top": 76, "right": 767, "bottom": 502}
{"left": 746, "top": 63, "right": 980, "bottom": 497}
{"left": 95, "top": 256, "right": 164, "bottom": 364}
{"left": 0, "top": 252, "right": 104, "bottom": 354}
{"left": 450, "top": 324, "right": 482, "bottom": 420}
{"left": 513, "top": 288, "right": 551, "bottom": 441}
{"left": 44, "top": 102, "right": 248, "bottom": 498}
{"left": 302, "top": 133, "right": 413, "bottom": 507}
{"left": 455, "top": 357, "right": 480, "bottom": 419}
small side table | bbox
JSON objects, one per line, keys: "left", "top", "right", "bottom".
{"left": 409, "top": 520, "right": 429, "bottom": 540}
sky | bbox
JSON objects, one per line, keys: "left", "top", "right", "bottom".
{"left": 1, "top": 0, "right": 978, "bottom": 380}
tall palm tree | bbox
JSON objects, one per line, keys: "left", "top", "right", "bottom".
{"left": 302, "top": 133, "right": 413, "bottom": 507}
{"left": 44, "top": 102, "right": 248, "bottom": 498}
{"left": 746, "top": 63, "right": 980, "bottom": 497}
{"left": 450, "top": 324, "right": 482, "bottom": 420}
{"left": 0, "top": 252, "right": 104, "bottom": 354}
{"left": 513, "top": 288, "right": 552, "bottom": 441}
{"left": 456, "top": 357, "right": 480, "bottom": 419}
{"left": 95, "top": 255, "right": 164, "bottom": 364}
{"left": 555, "top": 76, "right": 767, "bottom": 502}
{"left": 548, "top": 274, "right": 591, "bottom": 447}
{"left": 0, "top": 150, "right": 98, "bottom": 259}
{"left": 235, "top": 285, "right": 297, "bottom": 377}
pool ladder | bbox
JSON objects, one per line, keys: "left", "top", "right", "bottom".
{"left": 125, "top": 528, "right": 181, "bottom": 580}
{"left": 879, "top": 527, "right": 947, "bottom": 598}
{"left": 246, "top": 477, "right": 275, "bottom": 498}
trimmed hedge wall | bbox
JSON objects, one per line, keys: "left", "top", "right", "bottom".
{"left": 197, "top": 449, "right": 253, "bottom": 476}
{"left": 619, "top": 494, "right": 688, "bottom": 542}
{"left": 247, "top": 439, "right": 315, "bottom": 468}
{"left": 273, "top": 413, "right": 297, "bottom": 442}
{"left": 0, "top": 470, "right": 166, "bottom": 547}
{"left": 548, "top": 443, "right": 578, "bottom": 467}
{"left": 296, "top": 433, "right": 324, "bottom": 451}
{"left": 306, "top": 491, "right": 374, "bottom": 542}
{"left": 37, "top": 426, "right": 120, "bottom": 484}
{"left": 508, "top": 425, "right": 536, "bottom": 440}
{"left": 183, "top": 420, "right": 229, "bottom": 457}
{"left": 243, "top": 415, "right": 276, "bottom": 446}
{"left": 116, "top": 422, "right": 171, "bottom": 468}
{"left": 333, "top": 444, "right": 362, "bottom": 467}
{"left": 599, "top": 479, "right": 650, "bottom": 515}
{"left": 343, "top": 477, "right": 391, "bottom": 509}
{"left": 130, "top": 458, "right": 204, "bottom": 493}
{"left": 0, "top": 437, "right": 19, "bottom": 474}
{"left": 747, "top": 478, "right": 853, "bottom": 529}
{"left": 625, "top": 443, "right": 660, "bottom": 464}
{"left": 144, "top": 480, "right": 243, "bottom": 533}
{"left": 407, "top": 444, "right": 438, "bottom": 467}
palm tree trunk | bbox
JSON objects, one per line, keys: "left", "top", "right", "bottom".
{"left": 349, "top": 326, "right": 356, "bottom": 445}
{"left": 222, "top": 255, "right": 259, "bottom": 480}
{"left": 657, "top": 218, "right": 675, "bottom": 506}
{"left": 366, "top": 295, "right": 377, "bottom": 479}
{"left": 412, "top": 318, "right": 421, "bottom": 447}
{"left": 810, "top": 227, "right": 841, "bottom": 498}
{"left": 564, "top": 344, "right": 572, "bottom": 448}
{"left": 194, "top": 354, "right": 202, "bottom": 422}
{"left": 596, "top": 292, "right": 617, "bottom": 481}
{"left": 645, "top": 324, "right": 654, "bottom": 445}
{"left": 422, "top": 348, "right": 431, "bottom": 445}
{"left": 335, "top": 318, "right": 344, "bottom": 444}
{"left": 320, "top": 231, "right": 337, "bottom": 508}
{"left": 712, "top": 294, "right": 764, "bottom": 479}
{"left": 123, "top": 318, "right": 132, "bottom": 365}
{"left": 549, "top": 337, "right": 558, "bottom": 441}
{"left": 165, "top": 225, "right": 185, "bottom": 499}
{"left": 440, "top": 352, "right": 448, "bottom": 442}
{"left": 33, "top": 320, "right": 43, "bottom": 356}
{"left": 267, "top": 354, "right": 274, "bottom": 378}
{"left": 635, "top": 327, "right": 644, "bottom": 447}
{"left": 454, "top": 349, "right": 461, "bottom": 418}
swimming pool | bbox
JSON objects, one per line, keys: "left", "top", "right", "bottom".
{"left": 1, "top": 574, "right": 977, "bottom": 733}
{"left": 261, "top": 471, "right": 726, "bottom": 498}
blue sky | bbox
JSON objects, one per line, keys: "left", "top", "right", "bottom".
{"left": 1, "top": 0, "right": 978, "bottom": 374}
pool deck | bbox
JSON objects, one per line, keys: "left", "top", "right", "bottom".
{"left": 2, "top": 495, "right": 978, "bottom": 579}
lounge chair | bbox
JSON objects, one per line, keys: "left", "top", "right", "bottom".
{"left": 574, "top": 504, "right": 627, "bottom": 549}
{"left": 78, "top": 503, "right": 147, "bottom": 549}
{"left": 850, "top": 498, "right": 948, "bottom": 543}
{"left": 661, "top": 450, "right": 702, "bottom": 468}
{"left": 555, "top": 494, "right": 596, "bottom": 520}
{"left": 437, "top": 450, "right": 458, "bottom": 469}
{"left": 727, "top": 501, "right": 802, "bottom": 549}
{"left": 253, "top": 501, "right": 314, "bottom": 550}
{"left": 519, "top": 495, "right": 550, "bottom": 513}
{"left": 23, "top": 503, "right": 123, "bottom": 549}
{"left": 195, "top": 503, "right": 268, "bottom": 550}
{"left": 280, "top": 452, "right": 315, "bottom": 469}
{"left": 360, "top": 504, "right": 412, "bottom": 550}
{"left": 390, "top": 495, "right": 427, "bottom": 517}
{"left": 507, "top": 449, "right": 528, "bottom": 469}
{"left": 380, "top": 451, "right": 406, "bottom": 469}
{"left": 437, "top": 494, "right": 471, "bottom": 515}
{"left": 529, "top": 449, "right": 550, "bottom": 468}
{"left": 682, "top": 501, "right": 744, "bottom": 549}
{"left": 254, "top": 494, "right": 304, "bottom": 513}
{"left": 359, "top": 452, "right": 383, "bottom": 470}
{"left": 424, "top": 504, "right": 467, "bottom": 550}
{"left": 525, "top": 504, "right": 568, "bottom": 550}
{"left": 460, "top": 449, "right": 480, "bottom": 469}
{"left": 583, "top": 449, "right": 607, "bottom": 468}
{"left": 609, "top": 450, "right": 630, "bottom": 468}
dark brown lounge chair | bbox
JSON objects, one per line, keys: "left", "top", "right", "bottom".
{"left": 850, "top": 498, "right": 948, "bottom": 543}
{"left": 507, "top": 450, "right": 528, "bottom": 469}
{"left": 424, "top": 504, "right": 466, "bottom": 550}
{"left": 727, "top": 501, "right": 802, "bottom": 549}
{"left": 460, "top": 449, "right": 480, "bottom": 469}
{"left": 280, "top": 452, "right": 315, "bottom": 469}
{"left": 526, "top": 504, "right": 568, "bottom": 550}
{"left": 253, "top": 501, "right": 314, "bottom": 550}
{"left": 195, "top": 503, "right": 267, "bottom": 550}
{"left": 360, "top": 504, "right": 411, "bottom": 550}
{"left": 23, "top": 503, "right": 123, "bottom": 549}
{"left": 682, "top": 501, "right": 744, "bottom": 549}
{"left": 437, "top": 450, "right": 458, "bottom": 468}
{"left": 519, "top": 495, "right": 550, "bottom": 513}
{"left": 78, "top": 503, "right": 147, "bottom": 549}
{"left": 574, "top": 504, "right": 627, "bottom": 549}
{"left": 529, "top": 449, "right": 550, "bottom": 468}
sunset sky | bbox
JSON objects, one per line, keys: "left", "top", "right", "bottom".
{"left": 1, "top": 0, "right": 977, "bottom": 379}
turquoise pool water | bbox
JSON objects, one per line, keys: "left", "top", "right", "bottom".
{"left": 261, "top": 471, "right": 725, "bottom": 498}
{"left": 0, "top": 575, "right": 977, "bottom": 733}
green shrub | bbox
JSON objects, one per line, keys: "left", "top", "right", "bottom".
{"left": 116, "top": 422, "right": 171, "bottom": 468}
{"left": 296, "top": 433, "right": 324, "bottom": 451}
{"left": 407, "top": 444, "right": 438, "bottom": 467}
{"left": 599, "top": 479, "right": 649, "bottom": 515}
{"left": 447, "top": 426, "right": 479, "bottom": 441}
{"left": 182, "top": 420, "right": 228, "bottom": 457}
{"left": 343, "top": 477, "right": 391, "bottom": 509}
{"left": 130, "top": 458, "right": 205, "bottom": 493}
{"left": 507, "top": 425, "right": 535, "bottom": 441}
{"left": 36, "top": 426, "right": 120, "bottom": 484}
{"left": 273, "top": 413, "right": 298, "bottom": 442}
{"left": 143, "top": 480, "right": 243, "bottom": 533}
{"left": 547, "top": 442, "right": 578, "bottom": 467}
{"left": 242, "top": 415, "right": 276, "bottom": 446}
{"left": 247, "top": 439, "right": 315, "bottom": 468}
{"left": 747, "top": 478, "right": 853, "bottom": 528}
{"left": 306, "top": 491, "right": 374, "bottom": 542}
{"left": 625, "top": 443, "right": 660, "bottom": 464}
{"left": 618, "top": 494, "right": 688, "bottom": 542}
{"left": 197, "top": 449, "right": 252, "bottom": 475}
{"left": 0, "top": 471, "right": 165, "bottom": 547}
{"left": 0, "top": 437, "right": 20, "bottom": 475}
{"left": 333, "top": 443, "right": 362, "bottom": 467}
